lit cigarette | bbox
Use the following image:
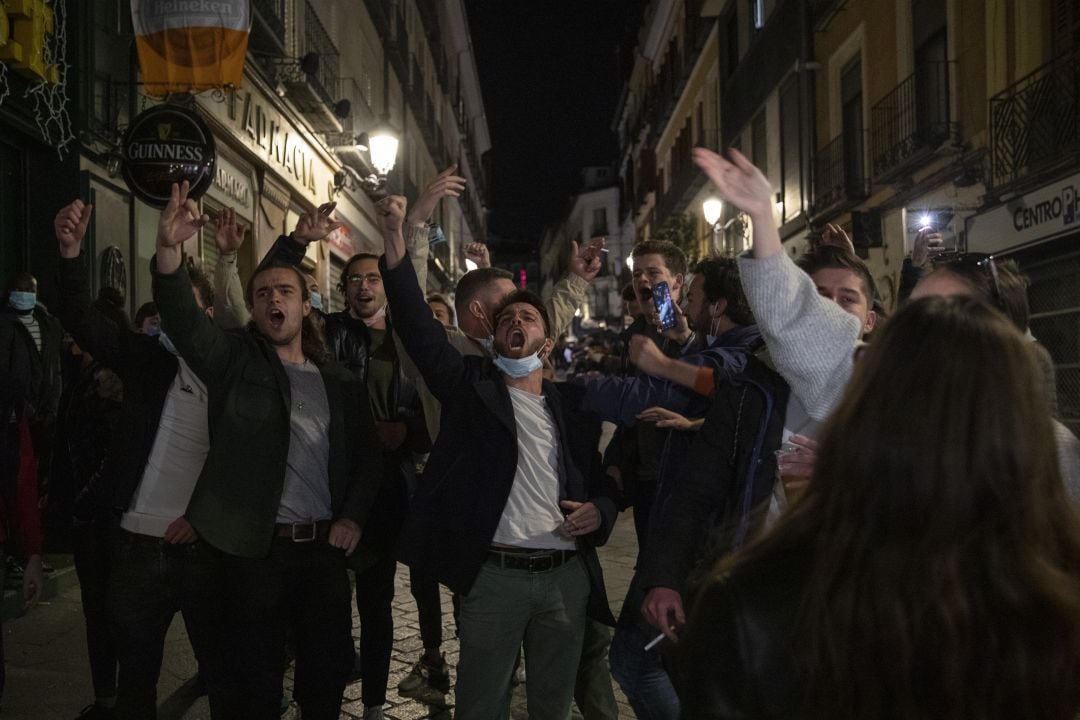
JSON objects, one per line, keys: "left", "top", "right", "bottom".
{"left": 643, "top": 631, "right": 666, "bottom": 651}
{"left": 598, "top": 248, "right": 609, "bottom": 253}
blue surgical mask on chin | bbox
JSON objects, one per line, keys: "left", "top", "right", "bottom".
{"left": 493, "top": 351, "right": 543, "bottom": 378}
{"left": 159, "top": 331, "right": 179, "bottom": 356}
{"left": 8, "top": 291, "right": 36, "bottom": 312}
{"left": 310, "top": 291, "right": 323, "bottom": 311}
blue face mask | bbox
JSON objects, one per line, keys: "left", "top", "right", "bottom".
{"left": 144, "top": 326, "right": 161, "bottom": 337}
{"left": 705, "top": 307, "right": 722, "bottom": 346}
{"left": 309, "top": 291, "right": 323, "bottom": 311}
{"left": 493, "top": 351, "right": 544, "bottom": 378}
{"left": 8, "top": 291, "right": 36, "bottom": 312}
{"left": 159, "top": 331, "right": 179, "bottom": 356}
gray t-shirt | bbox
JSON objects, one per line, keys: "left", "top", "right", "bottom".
{"left": 276, "top": 359, "right": 332, "bottom": 524}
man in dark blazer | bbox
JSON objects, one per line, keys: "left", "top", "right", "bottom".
{"left": 375, "top": 195, "right": 617, "bottom": 720}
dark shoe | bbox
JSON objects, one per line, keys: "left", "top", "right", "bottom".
{"left": 74, "top": 704, "right": 115, "bottom": 720}
{"left": 398, "top": 654, "right": 451, "bottom": 704}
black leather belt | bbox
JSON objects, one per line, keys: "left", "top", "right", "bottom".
{"left": 487, "top": 547, "right": 577, "bottom": 573}
{"left": 274, "top": 520, "right": 330, "bottom": 542}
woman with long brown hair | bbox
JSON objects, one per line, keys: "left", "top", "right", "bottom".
{"left": 677, "top": 295, "right": 1080, "bottom": 719}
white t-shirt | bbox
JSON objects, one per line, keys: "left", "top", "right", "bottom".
{"left": 120, "top": 357, "right": 209, "bottom": 537}
{"left": 492, "top": 387, "right": 576, "bottom": 550}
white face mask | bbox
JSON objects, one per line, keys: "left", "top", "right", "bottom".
{"left": 493, "top": 350, "right": 543, "bottom": 378}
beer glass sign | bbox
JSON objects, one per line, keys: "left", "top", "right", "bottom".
{"left": 131, "top": 0, "right": 251, "bottom": 96}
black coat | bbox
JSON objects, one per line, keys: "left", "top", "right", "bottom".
{"left": 54, "top": 255, "right": 181, "bottom": 518}
{"left": 382, "top": 254, "right": 618, "bottom": 625}
{"left": 0, "top": 304, "right": 64, "bottom": 427}
{"left": 676, "top": 548, "right": 807, "bottom": 719}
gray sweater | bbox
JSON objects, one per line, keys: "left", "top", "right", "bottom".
{"left": 737, "top": 249, "right": 1080, "bottom": 503}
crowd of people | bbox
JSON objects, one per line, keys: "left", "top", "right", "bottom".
{"left": 0, "top": 147, "right": 1078, "bottom": 720}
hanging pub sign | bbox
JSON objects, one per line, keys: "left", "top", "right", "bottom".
{"left": 121, "top": 104, "right": 216, "bottom": 208}
{"left": 130, "top": 0, "right": 251, "bottom": 96}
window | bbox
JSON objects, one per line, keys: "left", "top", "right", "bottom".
{"left": 911, "top": 0, "right": 949, "bottom": 142}
{"left": 840, "top": 56, "right": 865, "bottom": 195}
{"left": 592, "top": 208, "right": 608, "bottom": 237}
{"left": 725, "top": 11, "right": 739, "bottom": 78}
{"left": 751, "top": 0, "right": 765, "bottom": 30}
{"left": 751, "top": 111, "right": 767, "bottom": 173}
{"left": 779, "top": 76, "right": 802, "bottom": 224}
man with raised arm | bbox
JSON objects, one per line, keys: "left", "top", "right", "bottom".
{"left": 376, "top": 193, "right": 618, "bottom": 720}
{"left": 150, "top": 181, "right": 382, "bottom": 720}
{"left": 54, "top": 198, "right": 250, "bottom": 720}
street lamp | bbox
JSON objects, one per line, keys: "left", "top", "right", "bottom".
{"left": 703, "top": 197, "right": 723, "bottom": 253}
{"left": 368, "top": 124, "right": 399, "bottom": 177}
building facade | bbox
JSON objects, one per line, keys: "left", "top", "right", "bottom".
{"left": 0, "top": 0, "right": 490, "bottom": 313}
{"left": 539, "top": 166, "right": 628, "bottom": 331}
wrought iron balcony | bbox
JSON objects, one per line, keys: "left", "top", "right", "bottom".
{"left": 278, "top": 3, "right": 345, "bottom": 133}
{"left": 812, "top": 129, "right": 869, "bottom": 213}
{"left": 990, "top": 49, "right": 1080, "bottom": 192}
{"left": 870, "top": 60, "right": 955, "bottom": 182}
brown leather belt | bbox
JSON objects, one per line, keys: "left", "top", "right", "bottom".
{"left": 274, "top": 519, "right": 331, "bottom": 543}
{"left": 487, "top": 547, "right": 577, "bottom": 573}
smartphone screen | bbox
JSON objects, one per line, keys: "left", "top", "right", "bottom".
{"left": 652, "top": 281, "right": 676, "bottom": 331}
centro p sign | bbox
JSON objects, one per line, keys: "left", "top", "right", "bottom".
{"left": 122, "top": 104, "right": 217, "bottom": 208}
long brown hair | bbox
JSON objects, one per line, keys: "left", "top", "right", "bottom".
{"left": 721, "top": 295, "right": 1080, "bottom": 719}
{"left": 244, "top": 262, "right": 331, "bottom": 366}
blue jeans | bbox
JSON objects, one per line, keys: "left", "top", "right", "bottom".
{"left": 608, "top": 575, "right": 680, "bottom": 720}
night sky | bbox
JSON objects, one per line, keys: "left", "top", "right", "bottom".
{"left": 465, "top": 0, "right": 647, "bottom": 248}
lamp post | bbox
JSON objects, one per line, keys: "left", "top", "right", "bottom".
{"left": 367, "top": 124, "right": 399, "bottom": 178}
{"left": 702, "top": 197, "right": 723, "bottom": 255}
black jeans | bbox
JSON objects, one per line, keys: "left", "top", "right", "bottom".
{"left": 355, "top": 553, "right": 397, "bottom": 707}
{"left": 223, "top": 538, "right": 353, "bottom": 720}
{"left": 73, "top": 524, "right": 117, "bottom": 701}
{"left": 409, "top": 566, "right": 443, "bottom": 650}
{"left": 108, "top": 529, "right": 228, "bottom": 720}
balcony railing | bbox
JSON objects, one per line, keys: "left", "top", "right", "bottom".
{"left": 279, "top": 2, "right": 343, "bottom": 133}
{"left": 989, "top": 49, "right": 1080, "bottom": 192}
{"left": 870, "top": 60, "right": 954, "bottom": 181}
{"left": 812, "top": 129, "right": 869, "bottom": 213}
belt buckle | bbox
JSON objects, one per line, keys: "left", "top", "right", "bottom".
{"left": 527, "top": 553, "right": 555, "bottom": 573}
{"left": 291, "top": 522, "right": 317, "bottom": 543}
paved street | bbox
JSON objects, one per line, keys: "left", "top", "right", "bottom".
{"left": 1, "top": 511, "right": 638, "bottom": 719}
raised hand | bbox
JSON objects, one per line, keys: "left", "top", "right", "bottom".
{"left": 377, "top": 195, "right": 407, "bottom": 236}
{"left": 158, "top": 181, "right": 209, "bottom": 249}
{"left": 463, "top": 242, "right": 491, "bottom": 269}
{"left": 911, "top": 227, "right": 944, "bottom": 268}
{"left": 569, "top": 237, "right": 604, "bottom": 282}
{"left": 378, "top": 195, "right": 409, "bottom": 269}
{"left": 407, "top": 164, "right": 466, "bottom": 226}
{"left": 157, "top": 181, "right": 208, "bottom": 274}
{"left": 294, "top": 201, "right": 343, "bottom": 244}
{"left": 692, "top": 147, "right": 774, "bottom": 221}
{"left": 820, "top": 222, "right": 854, "bottom": 254}
{"left": 55, "top": 199, "right": 94, "bottom": 258}
{"left": 213, "top": 206, "right": 247, "bottom": 254}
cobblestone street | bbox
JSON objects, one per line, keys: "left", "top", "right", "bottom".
{"left": 1, "top": 512, "right": 638, "bottom": 719}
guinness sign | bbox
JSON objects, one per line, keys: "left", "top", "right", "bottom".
{"left": 122, "top": 104, "right": 216, "bottom": 208}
